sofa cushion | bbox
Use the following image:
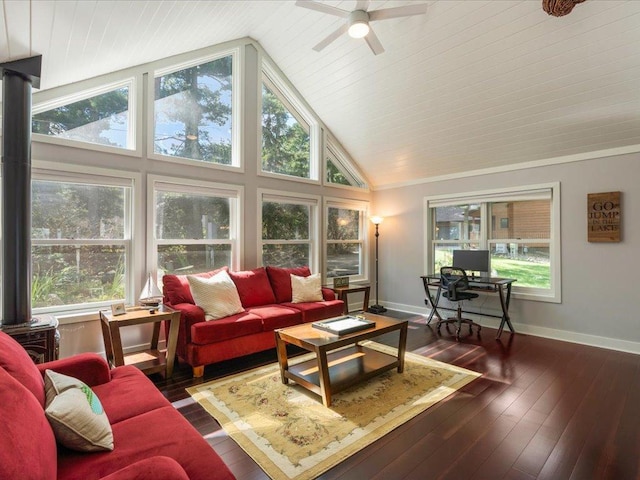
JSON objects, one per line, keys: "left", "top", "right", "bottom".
{"left": 44, "top": 370, "right": 114, "bottom": 452}
{"left": 291, "top": 272, "right": 323, "bottom": 303}
{"left": 191, "top": 311, "right": 264, "bottom": 345}
{"left": 229, "top": 267, "right": 276, "bottom": 308}
{"left": 91, "top": 365, "right": 170, "bottom": 425}
{"left": 99, "top": 456, "right": 190, "bottom": 480}
{"left": 0, "top": 330, "right": 46, "bottom": 407}
{"left": 284, "top": 299, "right": 345, "bottom": 323}
{"left": 246, "top": 304, "right": 304, "bottom": 330}
{"left": 162, "top": 267, "right": 227, "bottom": 305}
{"left": 0, "top": 366, "right": 57, "bottom": 480}
{"left": 266, "top": 266, "right": 311, "bottom": 303}
{"left": 56, "top": 406, "right": 235, "bottom": 480}
{"left": 188, "top": 270, "right": 244, "bottom": 320}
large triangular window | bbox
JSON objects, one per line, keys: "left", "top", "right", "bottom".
{"left": 261, "top": 61, "right": 318, "bottom": 181}
{"left": 33, "top": 82, "right": 133, "bottom": 150}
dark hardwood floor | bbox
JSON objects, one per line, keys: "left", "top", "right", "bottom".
{"left": 152, "top": 312, "right": 640, "bottom": 480}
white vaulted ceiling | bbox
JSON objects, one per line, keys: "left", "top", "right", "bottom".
{"left": 1, "top": 0, "right": 639, "bottom": 187}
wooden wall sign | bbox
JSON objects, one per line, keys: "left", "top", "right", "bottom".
{"left": 587, "top": 191, "right": 621, "bottom": 242}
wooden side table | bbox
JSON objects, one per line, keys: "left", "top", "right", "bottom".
{"left": 99, "top": 306, "right": 180, "bottom": 377}
{"left": 332, "top": 284, "right": 371, "bottom": 314}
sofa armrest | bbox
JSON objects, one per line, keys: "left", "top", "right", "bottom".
{"left": 37, "top": 353, "right": 111, "bottom": 387}
{"left": 99, "top": 456, "right": 189, "bottom": 480}
{"left": 165, "top": 302, "right": 206, "bottom": 357}
{"left": 321, "top": 287, "right": 337, "bottom": 301}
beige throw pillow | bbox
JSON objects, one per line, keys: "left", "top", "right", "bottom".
{"left": 188, "top": 269, "right": 244, "bottom": 320}
{"left": 291, "top": 273, "right": 323, "bottom": 303}
{"left": 44, "top": 370, "right": 114, "bottom": 452}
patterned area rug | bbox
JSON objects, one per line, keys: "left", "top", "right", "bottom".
{"left": 187, "top": 342, "right": 481, "bottom": 480}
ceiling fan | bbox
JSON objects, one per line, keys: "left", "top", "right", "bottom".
{"left": 295, "top": 1, "right": 428, "bottom": 55}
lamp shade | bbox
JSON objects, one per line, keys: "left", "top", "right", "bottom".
{"left": 370, "top": 216, "right": 384, "bottom": 225}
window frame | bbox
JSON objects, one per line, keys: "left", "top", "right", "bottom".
{"left": 324, "top": 197, "right": 370, "bottom": 282}
{"left": 147, "top": 47, "right": 243, "bottom": 171}
{"left": 424, "top": 182, "right": 561, "bottom": 303}
{"left": 324, "top": 134, "right": 369, "bottom": 191}
{"left": 31, "top": 164, "right": 139, "bottom": 316}
{"left": 258, "top": 59, "right": 321, "bottom": 184}
{"left": 147, "top": 175, "right": 244, "bottom": 278}
{"left": 32, "top": 77, "right": 140, "bottom": 156}
{"left": 257, "top": 189, "right": 321, "bottom": 273}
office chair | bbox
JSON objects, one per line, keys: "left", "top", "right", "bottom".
{"left": 438, "top": 267, "right": 481, "bottom": 340}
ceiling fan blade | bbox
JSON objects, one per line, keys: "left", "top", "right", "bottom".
{"left": 368, "top": 3, "right": 428, "bottom": 21}
{"left": 313, "top": 24, "right": 349, "bottom": 52}
{"left": 364, "top": 28, "right": 385, "bottom": 55}
{"left": 295, "top": 0, "right": 349, "bottom": 18}
{"left": 355, "top": 0, "right": 370, "bottom": 11}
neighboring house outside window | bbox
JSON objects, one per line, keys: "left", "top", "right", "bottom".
{"left": 425, "top": 183, "right": 560, "bottom": 302}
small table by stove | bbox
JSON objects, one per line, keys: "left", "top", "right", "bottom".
{"left": 99, "top": 306, "right": 180, "bottom": 377}
{"left": 331, "top": 284, "right": 371, "bottom": 314}
{"left": 275, "top": 313, "right": 407, "bottom": 407}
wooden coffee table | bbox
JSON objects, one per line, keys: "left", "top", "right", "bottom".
{"left": 275, "top": 313, "right": 408, "bottom": 407}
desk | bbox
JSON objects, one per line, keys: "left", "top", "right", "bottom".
{"left": 331, "top": 285, "right": 370, "bottom": 314}
{"left": 420, "top": 275, "right": 516, "bottom": 338}
{"left": 99, "top": 306, "right": 180, "bottom": 377}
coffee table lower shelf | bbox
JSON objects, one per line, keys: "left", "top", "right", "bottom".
{"left": 284, "top": 344, "right": 400, "bottom": 404}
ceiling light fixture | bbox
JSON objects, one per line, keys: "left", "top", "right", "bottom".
{"left": 348, "top": 10, "right": 370, "bottom": 38}
{"left": 296, "top": 1, "right": 428, "bottom": 56}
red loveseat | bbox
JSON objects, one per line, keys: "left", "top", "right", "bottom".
{"left": 0, "top": 331, "right": 235, "bottom": 480}
{"left": 163, "top": 266, "right": 344, "bottom": 377}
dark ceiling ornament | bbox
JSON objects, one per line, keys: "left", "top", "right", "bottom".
{"left": 542, "top": 0, "right": 586, "bottom": 17}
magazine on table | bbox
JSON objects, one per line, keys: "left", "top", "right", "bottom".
{"left": 312, "top": 316, "right": 375, "bottom": 335}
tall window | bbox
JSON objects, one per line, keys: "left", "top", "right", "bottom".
{"left": 33, "top": 82, "right": 133, "bottom": 150}
{"left": 426, "top": 184, "right": 560, "bottom": 301}
{"left": 153, "top": 53, "right": 235, "bottom": 166}
{"left": 261, "top": 61, "right": 318, "bottom": 181}
{"left": 32, "top": 176, "right": 132, "bottom": 312}
{"left": 261, "top": 80, "right": 311, "bottom": 179}
{"left": 325, "top": 199, "right": 368, "bottom": 280}
{"left": 152, "top": 178, "right": 241, "bottom": 278}
{"left": 260, "top": 191, "right": 319, "bottom": 270}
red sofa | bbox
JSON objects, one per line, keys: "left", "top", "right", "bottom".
{"left": 0, "top": 330, "right": 235, "bottom": 480}
{"left": 163, "top": 266, "right": 344, "bottom": 377}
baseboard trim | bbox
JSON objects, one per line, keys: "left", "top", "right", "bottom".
{"left": 383, "top": 301, "right": 640, "bottom": 356}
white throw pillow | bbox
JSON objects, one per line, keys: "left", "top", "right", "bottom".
{"left": 291, "top": 273, "right": 323, "bottom": 303}
{"left": 188, "top": 270, "right": 244, "bottom": 320}
{"left": 44, "top": 370, "right": 114, "bottom": 452}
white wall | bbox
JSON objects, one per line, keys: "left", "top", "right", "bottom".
{"left": 372, "top": 152, "right": 640, "bottom": 354}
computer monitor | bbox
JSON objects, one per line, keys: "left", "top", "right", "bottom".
{"left": 452, "top": 249, "right": 490, "bottom": 277}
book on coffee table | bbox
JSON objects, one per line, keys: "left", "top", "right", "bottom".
{"left": 312, "top": 316, "right": 376, "bottom": 335}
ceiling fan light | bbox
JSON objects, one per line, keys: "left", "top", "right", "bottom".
{"left": 348, "top": 10, "right": 370, "bottom": 38}
{"left": 348, "top": 20, "right": 369, "bottom": 38}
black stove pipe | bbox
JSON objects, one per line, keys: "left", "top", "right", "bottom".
{"left": 0, "top": 55, "right": 41, "bottom": 326}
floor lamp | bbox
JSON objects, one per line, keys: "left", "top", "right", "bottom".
{"left": 369, "top": 216, "right": 387, "bottom": 314}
